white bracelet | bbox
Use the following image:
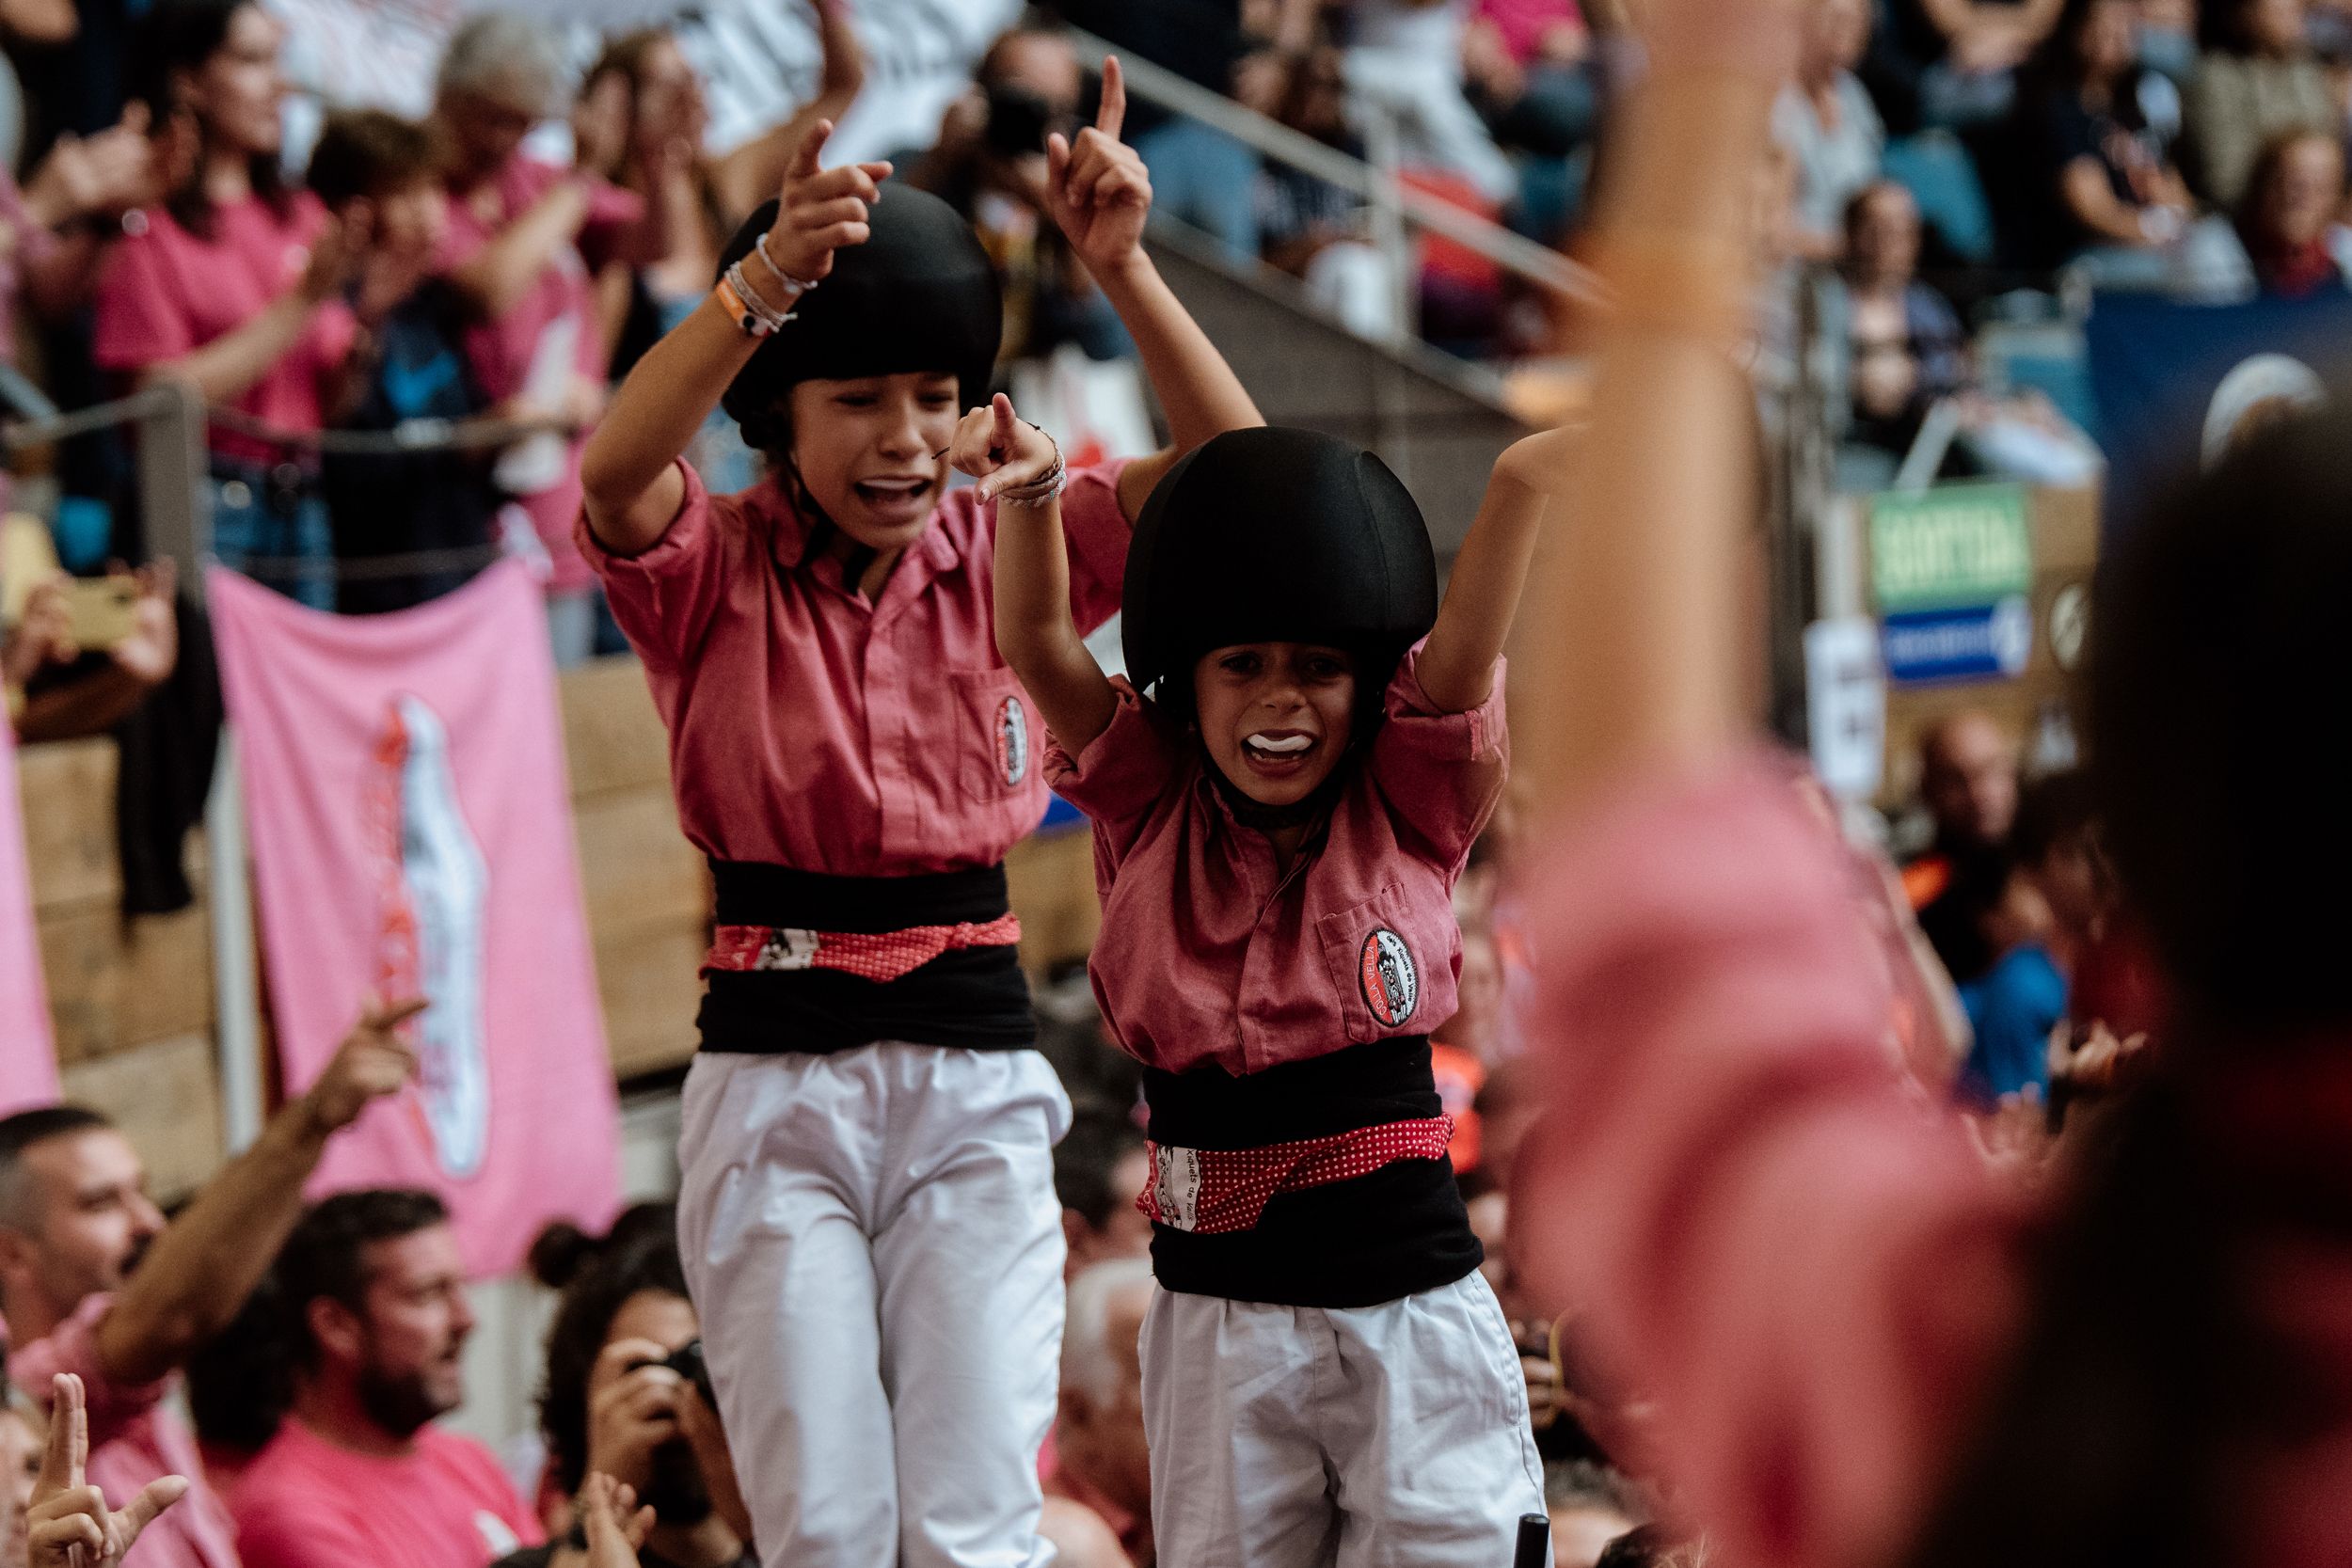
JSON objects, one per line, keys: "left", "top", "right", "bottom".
{"left": 754, "top": 232, "right": 818, "bottom": 299}
{"left": 724, "top": 260, "right": 796, "bottom": 334}
{"left": 994, "top": 434, "right": 1066, "bottom": 506}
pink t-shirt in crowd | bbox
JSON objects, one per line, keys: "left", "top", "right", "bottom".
{"left": 10, "top": 1293, "right": 243, "bottom": 1568}
{"left": 437, "top": 157, "right": 640, "bottom": 594}
{"left": 1517, "top": 754, "right": 2352, "bottom": 1568}
{"left": 1475, "top": 0, "right": 1585, "bottom": 62}
{"left": 231, "top": 1416, "right": 543, "bottom": 1568}
{"left": 1045, "top": 644, "right": 1506, "bottom": 1078}
{"left": 580, "top": 455, "right": 1135, "bottom": 874}
{"left": 91, "top": 191, "right": 357, "bottom": 467}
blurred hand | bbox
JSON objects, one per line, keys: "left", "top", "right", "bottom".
{"left": 675, "top": 1382, "right": 752, "bottom": 1544}
{"left": 106, "top": 561, "right": 178, "bottom": 688}
{"left": 762, "top": 119, "right": 892, "bottom": 288}
{"left": 26, "top": 103, "right": 156, "bottom": 227}
{"left": 1042, "top": 57, "right": 1152, "bottom": 276}
{"left": 4, "top": 578, "right": 74, "bottom": 689}
{"left": 27, "top": 1373, "right": 188, "bottom": 1568}
{"left": 297, "top": 211, "right": 360, "bottom": 306}
{"left": 302, "top": 996, "right": 426, "bottom": 1134}
{"left": 583, "top": 1339, "right": 686, "bottom": 1495}
{"left": 577, "top": 1474, "right": 654, "bottom": 1568}
{"left": 574, "top": 72, "right": 634, "bottom": 182}
{"left": 948, "top": 394, "right": 1060, "bottom": 505}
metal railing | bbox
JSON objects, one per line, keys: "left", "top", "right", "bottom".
{"left": 1065, "top": 26, "right": 1605, "bottom": 348}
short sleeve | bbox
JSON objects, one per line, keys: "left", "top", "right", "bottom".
{"left": 9, "top": 1292, "right": 167, "bottom": 1448}
{"left": 1042, "top": 676, "right": 1182, "bottom": 869}
{"left": 91, "top": 229, "right": 196, "bottom": 372}
{"left": 576, "top": 458, "right": 733, "bottom": 673}
{"left": 1368, "top": 641, "right": 1508, "bottom": 870}
{"left": 1050, "top": 458, "right": 1136, "bottom": 636}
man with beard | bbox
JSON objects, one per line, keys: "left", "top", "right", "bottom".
{"left": 496, "top": 1216, "right": 749, "bottom": 1568}
{"left": 230, "top": 1190, "right": 542, "bottom": 1568}
{"left": 0, "top": 999, "right": 422, "bottom": 1568}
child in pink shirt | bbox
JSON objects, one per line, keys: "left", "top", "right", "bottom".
{"left": 985, "top": 414, "right": 1565, "bottom": 1566}
{"left": 575, "top": 66, "right": 1260, "bottom": 1568}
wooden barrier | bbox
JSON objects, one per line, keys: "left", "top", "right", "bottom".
{"left": 15, "top": 655, "right": 1112, "bottom": 1196}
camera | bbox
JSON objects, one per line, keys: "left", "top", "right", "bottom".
{"left": 982, "top": 83, "right": 1069, "bottom": 159}
{"left": 630, "top": 1338, "right": 716, "bottom": 1407}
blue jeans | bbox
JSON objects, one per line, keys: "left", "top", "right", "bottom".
{"left": 1133, "top": 120, "right": 1261, "bottom": 261}
{"left": 210, "top": 461, "right": 332, "bottom": 611}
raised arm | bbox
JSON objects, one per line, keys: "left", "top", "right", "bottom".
{"left": 1514, "top": 5, "right": 1785, "bottom": 809}
{"left": 712, "top": 0, "right": 868, "bottom": 224}
{"left": 1041, "top": 58, "right": 1263, "bottom": 517}
{"left": 1414, "top": 426, "right": 1572, "bottom": 713}
{"left": 580, "top": 120, "right": 889, "bottom": 555}
{"left": 971, "top": 394, "right": 1120, "bottom": 752}
{"left": 90, "top": 999, "right": 421, "bottom": 1386}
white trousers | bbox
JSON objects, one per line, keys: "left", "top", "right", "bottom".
{"left": 1141, "top": 1272, "right": 1549, "bottom": 1568}
{"left": 676, "top": 1044, "right": 1073, "bottom": 1568}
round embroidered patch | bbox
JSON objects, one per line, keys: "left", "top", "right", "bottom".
{"left": 997, "top": 694, "right": 1030, "bottom": 786}
{"left": 1359, "top": 928, "right": 1419, "bottom": 1027}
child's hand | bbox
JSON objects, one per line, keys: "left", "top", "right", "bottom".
{"left": 764, "top": 119, "right": 893, "bottom": 290}
{"left": 28, "top": 1373, "right": 188, "bottom": 1568}
{"left": 1044, "top": 56, "right": 1152, "bottom": 277}
{"left": 576, "top": 1473, "right": 655, "bottom": 1568}
{"left": 1495, "top": 426, "right": 1576, "bottom": 493}
{"left": 949, "top": 394, "right": 1060, "bottom": 505}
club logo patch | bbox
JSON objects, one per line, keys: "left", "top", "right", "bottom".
{"left": 997, "top": 695, "right": 1029, "bottom": 786}
{"left": 1359, "top": 928, "right": 1419, "bottom": 1027}
{"left": 1152, "top": 1144, "right": 1203, "bottom": 1232}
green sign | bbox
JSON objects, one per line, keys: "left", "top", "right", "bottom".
{"left": 1868, "top": 484, "right": 2032, "bottom": 613}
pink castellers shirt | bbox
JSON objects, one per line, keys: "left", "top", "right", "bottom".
{"left": 1517, "top": 753, "right": 2352, "bottom": 1568}
{"left": 580, "top": 456, "right": 1134, "bottom": 876}
{"left": 231, "top": 1416, "right": 542, "bottom": 1568}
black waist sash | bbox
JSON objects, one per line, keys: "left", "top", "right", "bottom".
{"left": 1143, "top": 1035, "right": 1481, "bottom": 1308}
{"left": 695, "top": 862, "right": 1033, "bottom": 1055}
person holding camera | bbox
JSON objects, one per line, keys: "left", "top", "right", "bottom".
{"left": 495, "top": 1214, "right": 752, "bottom": 1568}
{"left": 906, "top": 22, "right": 1132, "bottom": 365}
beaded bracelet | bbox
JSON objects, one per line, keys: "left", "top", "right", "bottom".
{"left": 720, "top": 261, "right": 798, "bottom": 338}
{"left": 753, "top": 231, "right": 819, "bottom": 299}
{"left": 993, "top": 435, "right": 1067, "bottom": 506}
{"left": 713, "top": 272, "right": 772, "bottom": 338}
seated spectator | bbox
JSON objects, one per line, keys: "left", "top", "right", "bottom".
{"left": 4, "top": 561, "right": 178, "bottom": 743}
{"left": 1054, "top": 1105, "right": 1152, "bottom": 1280}
{"left": 1254, "top": 45, "right": 1406, "bottom": 341}
{"left": 2186, "top": 0, "right": 2340, "bottom": 209}
{"left": 1828, "top": 182, "right": 1967, "bottom": 460}
{"left": 1955, "top": 769, "right": 2103, "bottom": 1106}
{"left": 230, "top": 1189, "right": 543, "bottom": 1568}
{"left": 1341, "top": 0, "right": 1519, "bottom": 208}
{"left": 494, "top": 1216, "right": 748, "bottom": 1568}
{"left": 1044, "top": 1258, "right": 1152, "bottom": 1568}
{"left": 907, "top": 23, "right": 1132, "bottom": 366}
{"left": 1905, "top": 708, "right": 2018, "bottom": 983}
{"left": 1056, "top": 0, "right": 1269, "bottom": 260}
{"left": 433, "top": 12, "right": 651, "bottom": 665}
{"left": 2019, "top": 0, "right": 2250, "bottom": 293}
{"left": 1774, "top": 0, "right": 1884, "bottom": 260}
{"left": 2236, "top": 127, "right": 2352, "bottom": 295}
{"left": 1464, "top": 0, "right": 1600, "bottom": 159}
{"left": 0, "top": 1000, "right": 419, "bottom": 1568}
{"left": 1545, "top": 1460, "right": 1645, "bottom": 1568}
{"left": 303, "top": 108, "right": 501, "bottom": 614}
{"left": 585, "top": 2, "right": 863, "bottom": 493}
{"left": 94, "top": 0, "right": 360, "bottom": 612}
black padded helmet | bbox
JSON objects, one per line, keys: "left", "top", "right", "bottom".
{"left": 1121, "top": 427, "right": 1438, "bottom": 708}
{"left": 716, "top": 185, "right": 1002, "bottom": 454}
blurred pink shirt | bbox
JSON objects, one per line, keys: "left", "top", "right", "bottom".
{"left": 1475, "top": 0, "right": 1585, "bottom": 63}
{"left": 232, "top": 1417, "right": 541, "bottom": 1568}
{"left": 11, "top": 1292, "right": 242, "bottom": 1568}
{"left": 437, "top": 156, "right": 641, "bottom": 594}
{"left": 92, "top": 192, "right": 357, "bottom": 467}
{"left": 580, "top": 456, "right": 1133, "bottom": 873}
{"left": 1045, "top": 646, "right": 1505, "bottom": 1076}
{"left": 1517, "top": 753, "right": 2352, "bottom": 1568}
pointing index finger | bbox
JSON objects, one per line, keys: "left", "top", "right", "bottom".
{"left": 991, "top": 394, "right": 1017, "bottom": 457}
{"left": 788, "top": 119, "right": 834, "bottom": 182}
{"left": 1095, "top": 55, "right": 1125, "bottom": 141}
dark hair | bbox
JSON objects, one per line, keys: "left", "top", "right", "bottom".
{"left": 2027, "top": 0, "right": 2135, "bottom": 89}
{"left": 306, "top": 108, "right": 436, "bottom": 209}
{"left": 276, "top": 1189, "right": 449, "bottom": 1367}
{"left": 184, "top": 1272, "right": 294, "bottom": 1453}
{"left": 1906, "top": 397, "right": 2352, "bottom": 1566}
{"left": 129, "top": 0, "right": 291, "bottom": 238}
{"left": 1055, "top": 1106, "right": 1147, "bottom": 1231}
{"left": 0, "top": 1106, "right": 116, "bottom": 1227}
{"left": 2010, "top": 768, "right": 2097, "bottom": 869}
{"left": 537, "top": 1212, "right": 690, "bottom": 1494}
{"left": 528, "top": 1201, "right": 681, "bottom": 1291}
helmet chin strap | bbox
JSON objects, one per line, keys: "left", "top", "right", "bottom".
{"left": 784, "top": 456, "right": 880, "bottom": 594}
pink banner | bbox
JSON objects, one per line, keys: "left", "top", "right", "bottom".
{"left": 209, "top": 562, "right": 617, "bottom": 1275}
{"left": 0, "top": 719, "right": 61, "bottom": 1114}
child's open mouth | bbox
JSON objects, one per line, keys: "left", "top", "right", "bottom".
{"left": 1241, "top": 729, "right": 1317, "bottom": 777}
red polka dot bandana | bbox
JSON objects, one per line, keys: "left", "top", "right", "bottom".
{"left": 704, "top": 915, "right": 1024, "bottom": 982}
{"left": 1137, "top": 1117, "right": 1455, "bottom": 1234}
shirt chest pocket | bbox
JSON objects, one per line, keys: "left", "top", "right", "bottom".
{"left": 949, "top": 667, "right": 1039, "bottom": 804}
{"left": 1314, "top": 881, "right": 1453, "bottom": 1045}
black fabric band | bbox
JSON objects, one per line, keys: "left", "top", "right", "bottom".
{"left": 1144, "top": 1036, "right": 1482, "bottom": 1308}
{"left": 695, "top": 861, "right": 1033, "bottom": 1056}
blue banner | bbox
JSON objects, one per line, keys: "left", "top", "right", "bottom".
{"left": 2085, "top": 293, "right": 2352, "bottom": 538}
